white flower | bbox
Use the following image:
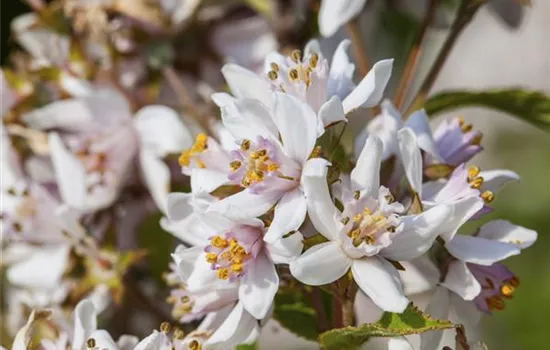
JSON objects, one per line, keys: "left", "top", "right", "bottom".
{"left": 290, "top": 135, "right": 451, "bottom": 312}
{"left": 215, "top": 40, "right": 393, "bottom": 134}
{"left": 318, "top": 0, "right": 368, "bottom": 37}
{"left": 359, "top": 100, "right": 441, "bottom": 162}
{"left": 23, "top": 88, "right": 193, "bottom": 213}
{"left": 165, "top": 191, "right": 303, "bottom": 319}
{"left": 206, "top": 93, "right": 320, "bottom": 243}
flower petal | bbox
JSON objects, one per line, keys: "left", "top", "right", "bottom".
{"left": 48, "top": 132, "right": 87, "bottom": 210}
{"left": 351, "top": 134, "right": 382, "bottom": 196}
{"left": 7, "top": 245, "right": 70, "bottom": 289}
{"left": 190, "top": 168, "right": 229, "bottom": 194}
{"left": 420, "top": 287, "right": 450, "bottom": 350}
{"left": 399, "top": 256, "right": 440, "bottom": 295}
{"left": 342, "top": 59, "right": 393, "bottom": 113}
{"left": 404, "top": 109, "right": 441, "bottom": 161}
{"left": 221, "top": 63, "right": 272, "bottom": 108}
{"left": 301, "top": 158, "right": 343, "bottom": 240}
{"left": 398, "top": 128, "right": 423, "bottom": 196}
{"left": 133, "top": 105, "right": 193, "bottom": 157}
{"left": 73, "top": 299, "right": 97, "bottom": 350}
{"left": 264, "top": 188, "right": 307, "bottom": 244}
{"left": 139, "top": 150, "right": 170, "bottom": 212}
{"left": 318, "top": 0, "right": 368, "bottom": 37}
{"left": 438, "top": 196, "right": 485, "bottom": 242}
{"left": 290, "top": 242, "right": 351, "bottom": 286}
{"left": 273, "top": 92, "right": 318, "bottom": 163}
{"left": 221, "top": 98, "right": 279, "bottom": 141}
{"left": 240, "top": 252, "right": 279, "bottom": 319}
{"left": 89, "top": 330, "right": 118, "bottom": 350}
{"left": 166, "top": 192, "right": 194, "bottom": 222}
{"left": 318, "top": 96, "right": 347, "bottom": 135}
{"left": 441, "top": 261, "right": 481, "bottom": 300}
{"left": 476, "top": 219, "right": 537, "bottom": 249}
{"left": 207, "top": 188, "right": 282, "bottom": 220}
{"left": 381, "top": 204, "right": 451, "bottom": 261}
{"left": 479, "top": 169, "right": 519, "bottom": 194}
{"left": 446, "top": 234, "right": 520, "bottom": 266}
{"left": 351, "top": 257, "right": 408, "bottom": 313}
{"left": 266, "top": 231, "right": 304, "bottom": 264}
{"left": 205, "top": 302, "right": 260, "bottom": 349}
{"left": 328, "top": 40, "right": 355, "bottom": 99}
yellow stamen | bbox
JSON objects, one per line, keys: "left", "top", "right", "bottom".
{"left": 353, "top": 214, "right": 363, "bottom": 223}
{"left": 181, "top": 296, "right": 190, "bottom": 303}
{"left": 501, "top": 284, "right": 515, "bottom": 298}
{"left": 309, "top": 53, "right": 319, "bottom": 68}
{"left": 468, "top": 165, "right": 480, "bottom": 178}
{"left": 472, "top": 133, "right": 483, "bottom": 145}
{"left": 231, "top": 263, "right": 244, "bottom": 273}
{"left": 291, "top": 50, "right": 301, "bottom": 62}
{"left": 205, "top": 253, "right": 218, "bottom": 264}
{"left": 87, "top": 338, "right": 96, "bottom": 349}
{"left": 461, "top": 123, "right": 473, "bottom": 133}
{"left": 160, "top": 321, "right": 171, "bottom": 333}
{"left": 241, "top": 139, "right": 251, "bottom": 151}
{"left": 289, "top": 68, "right": 299, "bottom": 81}
{"left": 217, "top": 268, "right": 229, "bottom": 280}
{"left": 188, "top": 340, "right": 202, "bottom": 350}
{"left": 354, "top": 191, "right": 360, "bottom": 200}
{"left": 270, "top": 62, "right": 279, "bottom": 72}
{"left": 341, "top": 217, "right": 350, "bottom": 225}
{"left": 267, "top": 163, "right": 279, "bottom": 172}
{"left": 470, "top": 176, "right": 484, "bottom": 189}
{"left": 211, "top": 236, "right": 228, "bottom": 248}
{"left": 229, "top": 160, "right": 242, "bottom": 171}
{"left": 173, "top": 328, "right": 185, "bottom": 340}
{"left": 481, "top": 190, "right": 494, "bottom": 203}
{"left": 268, "top": 70, "right": 278, "bottom": 80}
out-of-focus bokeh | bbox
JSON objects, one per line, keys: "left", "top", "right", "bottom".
{"left": 2, "top": 1, "right": 548, "bottom": 349}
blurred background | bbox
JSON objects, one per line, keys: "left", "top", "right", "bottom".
{"left": 1, "top": 0, "right": 548, "bottom": 349}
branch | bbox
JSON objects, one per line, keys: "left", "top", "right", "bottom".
{"left": 393, "top": 0, "right": 439, "bottom": 110}
{"left": 406, "top": 0, "right": 484, "bottom": 114}
{"left": 346, "top": 18, "right": 370, "bottom": 77}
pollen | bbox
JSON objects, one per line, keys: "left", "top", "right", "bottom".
{"left": 353, "top": 214, "right": 363, "bottom": 222}
{"left": 211, "top": 236, "right": 228, "bottom": 248}
{"left": 481, "top": 190, "right": 494, "bottom": 203}
{"left": 241, "top": 139, "right": 251, "bottom": 151}
{"left": 289, "top": 68, "right": 299, "bottom": 81}
{"left": 205, "top": 252, "right": 218, "bottom": 264}
{"left": 87, "top": 338, "right": 96, "bottom": 349}
{"left": 267, "top": 163, "right": 279, "bottom": 172}
{"left": 188, "top": 340, "right": 202, "bottom": 350}
{"left": 173, "top": 328, "right": 185, "bottom": 340}
{"left": 501, "top": 283, "right": 515, "bottom": 298}
{"left": 231, "top": 263, "right": 244, "bottom": 273}
{"left": 468, "top": 165, "right": 481, "bottom": 178}
{"left": 354, "top": 191, "right": 360, "bottom": 200}
{"left": 270, "top": 62, "right": 279, "bottom": 72}
{"left": 472, "top": 133, "right": 483, "bottom": 145}
{"left": 181, "top": 296, "right": 190, "bottom": 303}
{"left": 179, "top": 133, "right": 208, "bottom": 167}
{"left": 309, "top": 53, "right": 319, "bottom": 68}
{"left": 469, "top": 176, "right": 484, "bottom": 189}
{"left": 160, "top": 321, "right": 171, "bottom": 333}
{"left": 217, "top": 268, "right": 229, "bottom": 280}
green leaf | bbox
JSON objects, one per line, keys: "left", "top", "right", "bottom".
{"left": 243, "top": 0, "right": 274, "bottom": 17}
{"left": 319, "top": 303, "right": 455, "bottom": 350}
{"left": 137, "top": 212, "right": 174, "bottom": 283}
{"left": 424, "top": 89, "right": 550, "bottom": 132}
{"left": 235, "top": 343, "right": 257, "bottom": 350}
{"left": 274, "top": 289, "right": 318, "bottom": 341}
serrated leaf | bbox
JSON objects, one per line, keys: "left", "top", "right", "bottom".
{"left": 424, "top": 164, "right": 455, "bottom": 180}
{"left": 424, "top": 89, "right": 550, "bottom": 132}
{"left": 319, "top": 303, "right": 455, "bottom": 350}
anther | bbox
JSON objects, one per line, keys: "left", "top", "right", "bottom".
{"left": 472, "top": 133, "right": 483, "bottom": 145}
{"left": 468, "top": 165, "right": 481, "bottom": 178}
{"left": 229, "top": 160, "right": 242, "bottom": 171}
{"left": 309, "top": 53, "right": 319, "bottom": 68}
{"left": 205, "top": 252, "right": 218, "bottom": 264}
{"left": 12, "top": 222, "right": 22, "bottom": 232}
{"left": 174, "top": 328, "right": 185, "bottom": 340}
{"left": 470, "top": 176, "right": 484, "bottom": 189}
{"left": 188, "top": 340, "right": 201, "bottom": 350}
{"left": 270, "top": 62, "right": 279, "bottom": 72}
{"left": 461, "top": 123, "right": 473, "bottom": 133}
{"left": 481, "top": 190, "right": 494, "bottom": 203}
{"left": 87, "top": 338, "right": 96, "bottom": 349}
{"left": 501, "top": 284, "right": 515, "bottom": 298}
{"left": 160, "top": 321, "right": 171, "bottom": 333}
{"left": 241, "top": 139, "right": 251, "bottom": 151}
{"left": 211, "top": 236, "right": 228, "bottom": 248}
{"left": 354, "top": 191, "right": 360, "bottom": 200}
{"left": 217, "top": 268, "right": 229, "bottom": 280}
{"left": 387, "top": 226, "right": 396, "bottom": 233}
{"left": 353, "top": 214, "right": 363, "bottom": 223}
{"left": 291, "top": 50, "right": 301, "bottom": 62}
{"left": 181, "top": 296, "right": 190, "bottom": 304}
{"left": 268, "top": 70, "right": 278, "bottom": 80}
{"left": 7, "top": 187, "right": 16, "bottom": 196}
{"left": 231, "top": 263, "right": 244, "bottom": 273}
{"left": 340, "top": 217, "right": 350, "bottom": 225}
{"left": 288, "top": 68, "right": 299, "bottom": 81}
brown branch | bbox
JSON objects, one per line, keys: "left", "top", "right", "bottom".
{"left": 406, "top": 0, "right": 483, "bottom": 114}
{"left": 393, "top": 0, "right": 439, "bottom": 111}
{"left": 346, "top": 18, "right": 370, "bottom": 77}
{"left": 309, "top": 288, "right": 330, "bottom": 332}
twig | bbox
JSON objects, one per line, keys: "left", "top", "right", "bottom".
{"left": 346, "top": 18, "right": 370, "bottom": 77}
{"left": 394, "top": 0, "right": 439, "bottom": 111}
{"left": 309, "top": 288, "right": 330, "bottom": 332}
{"left": 406, "top": 0, "right": 483, "bottom": 114}
{"left": 341, "top": 299, "right": 355, "bottom": 327}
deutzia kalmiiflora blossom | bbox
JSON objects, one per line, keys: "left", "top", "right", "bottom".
{"left": 24, "top": 87, "right": 192, "bottom": 212}
{"left": 215, "top": 39, "right": 393, "bottom": 134}
{"left": 290, "top": 135, "right": 451, "bottom": 312}
{"left": 318, "top": 0, "right": 368, "bottom": 37}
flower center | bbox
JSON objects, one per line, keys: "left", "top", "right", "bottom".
{"left": 342, "top": 189, "right": 403, "bottom": 248}
{"left": 205, "top": 233, "right": 252, "bottom": 281}
{"left": 179, "top": 133, "right": 208, "bottom": 169}
{"left": 229, "top": 138, "right": 284, "bottom": 189}
{"left": 266, "top": 50, "right": 320, "bottom": 91}
{"left": 458, "top": 117, "right": 483, "bottom": 145}
{"left": 470, "top": 263, "right": 519, "bottom": 313}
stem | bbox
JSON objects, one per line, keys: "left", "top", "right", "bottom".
{"left": 405, "top": 0, "right": 483, "bottom": 114}
{"left": 309, "top": 288, "right": 330, "bottom": 332}
{"left": 393, "top": 0, "right": 439, "bottom": 110}
{"left": 346, "top": 18, "right": 370, "bottom": 77}
{"left": 341, "top": 299, "right": 355, "bottom": 327}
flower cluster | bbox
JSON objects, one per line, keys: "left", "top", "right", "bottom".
{"left": 1, "top": 0, "right": 540, "bottom": 349}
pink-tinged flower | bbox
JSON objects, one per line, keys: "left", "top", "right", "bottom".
{"left": 205, "top": 93, "right": 320, "bottom": 243}
{"left": 290, "top": 135, "right": 451, "bottom": 312}
{"left": 359, "top": 100, "right": 441, "bottom": 162}
{"left": 431, "top": 117, "right": 483, "bottom": 166}
{"left": 165, "top": 192, "right": 302, "bottom": 320}
{"left": 23, "top": 88, "right": 193, "bottom": 213}
{"left": 215, "top": 40, "right": 392, "bottom": 134}
{"left": 442, "top": 220, "right": 537, "bottom": 301}
{"left": 318, "top": 0, "right": 368, "bottom": 37}
{"left": 398, "top": 127, "right": 520, "bottom": 241}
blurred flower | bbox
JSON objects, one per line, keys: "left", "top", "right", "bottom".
{"left": 318, "top": 0, "right": 368, "bottom": 37}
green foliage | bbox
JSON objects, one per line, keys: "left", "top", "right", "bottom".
{"left": 425, "top": 89, "right": 550, "bottom": 132}
{"left": 318, "top": 303, "right": 455, "bottom": 350}
{"left": 243, "top": 0, "right": 274, "bottom": 17}
{"left": 273, "top": 288, "right": 319, "bottom": 341}
{"left": 235, "top": 343, "right": 257, "bottom": 350}
{"left": 137, "top": 212, "right": 174, "bottom": 283}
